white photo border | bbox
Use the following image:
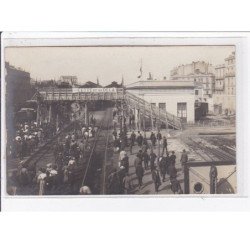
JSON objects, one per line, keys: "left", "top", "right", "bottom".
{"left": 1, "top": 32, "right": 249, "bottom": 211}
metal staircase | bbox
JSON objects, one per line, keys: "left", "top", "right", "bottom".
{"left": 124, "top": 91, "right": 182, "bottom": 130}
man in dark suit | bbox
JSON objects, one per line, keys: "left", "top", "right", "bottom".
{"left": 152, "top": 166, "right": 161, "bottom": 193}
{"left": 149, "top": 150, "right": 157, "bottom": 172}
{"left": 158, "top": 155, "right": 167, "bottom": 182}
{"left": 162, "top": 136, "right": 168, "bottom": 154}
{"left": 134, "top": 153, "right": 144, "bottom": 189}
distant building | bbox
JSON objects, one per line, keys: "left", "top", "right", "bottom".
{"left": 5, "top": 62, "right": 33, "bottom": 112}
{"left": 126, "top": 80, "right": 195, "bottom": 123}
{"left": 170, "top": 61, "right": 215, "bottom": 111}
{"left": 213, "top": 52, "right": 236, "bottom": 115}
{"left": 59, "top": 75, "right": 78, "bottom": 86}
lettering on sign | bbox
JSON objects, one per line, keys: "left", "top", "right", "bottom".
{"left": 72, "top": 88, "right": 117, "bottom": 93}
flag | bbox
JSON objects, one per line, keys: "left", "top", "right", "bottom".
{"left": 121, "top": 75, "right": 124, "bottom": 86}
{"left": 138, "top": 63, "right": 142, "bottom": 78}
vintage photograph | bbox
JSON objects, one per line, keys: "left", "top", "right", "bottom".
{"left": 4, "top": 45, "right": 236, "bottom": 196}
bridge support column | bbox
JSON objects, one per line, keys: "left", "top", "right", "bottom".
{"left": 48, "top": 103, "right": 52, "bottom": 123}
{"left": 184, "top": 164, "right": 190, "bottom": 194}
{"left": 137, "top": 109, "right": 141, "bottom": 131}
{"left": 36, "top": 102, "right": 41, "bottom": 125}
{"left": 150, "top": 104, "right": 154, "bottom": 130}
{"left": 84, "top": 102, "right": 89, "bottom": 126}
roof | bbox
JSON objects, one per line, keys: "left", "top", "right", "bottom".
{"left": 105, "top": 82, "right": 123, "bottom": 88}
{"left": 125, "top": 80, "right": 195, "bottom": 90}
{"left": 79, "top": 81, "right": 101, "bottom": 88}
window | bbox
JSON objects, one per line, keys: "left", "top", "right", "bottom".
{"left": 151, "top": 103, "right": 156, "bottom": 107}
{"left": 195, "top": 90, "right": 199, "bottom": 95}
{"left": 177, "top": 102, "right": 187, "bottom": 122}
{"left": 159, "top": 103, "right": 166, "bottom": 111}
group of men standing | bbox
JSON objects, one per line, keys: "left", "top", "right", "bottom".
{"left": 108, "top": 125, "right": 189, "bottom": 194}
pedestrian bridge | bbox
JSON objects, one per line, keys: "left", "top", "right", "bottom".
{"left": 34, "top": 87, "right": 182, "bottom": 130}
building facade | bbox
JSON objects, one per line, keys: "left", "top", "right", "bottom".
{"left": 213, "top": 52, "right": 236, "bottom": 115}
{"left": 170, "top": 61, "right": 215, "bottom": 111}
{"left": 59, "top": 75, "right": 78, "bottom": 86}
{"left": 5, "top": 62, "right": 33, "bottom": 112}
{"left": 126, "top": 80, "right": 195, "bottom": 123}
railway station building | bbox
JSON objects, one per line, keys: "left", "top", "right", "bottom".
{"left": 126, "top": 80, "right": 195, "bottom": 123}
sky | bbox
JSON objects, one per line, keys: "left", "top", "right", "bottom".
{"left": 5, "top": 46, "right": 235, "bottom": 86}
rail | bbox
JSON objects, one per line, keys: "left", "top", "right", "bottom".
{"left": 81, "top": 118, "right": 105, "bottom": 187}
{"left": 81, "top": 109, "right": 111, "bottom": 191}
{"left": 101, "top": 113, "right": 111, "bottom": 194}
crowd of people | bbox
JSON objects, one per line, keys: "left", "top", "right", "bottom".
{"left": 108, "top": 106, "right": 188, "bottom": 195}
{"left": 8, "top": 116, "right": 98, "bottom": 195}
{"left": 8, "top": 104, "right": 189, "bottom": 196}
{"left": 35, "top": 121, "right": 98, "bottom": 195}
{"left": 10, "top": 121, "right": 57, "bottom": 160}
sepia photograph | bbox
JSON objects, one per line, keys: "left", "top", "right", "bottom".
{"left": 3, "top": 42, "right": 237, "bottom": 196}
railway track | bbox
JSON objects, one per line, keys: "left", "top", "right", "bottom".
{"left": 185, "top": 137, "right": 236, "bottom": 163}
{"left": 24, "top": 122, "right": 76, "bottom": 169}
{"left": 80, "top": 108, "right": 113, "bottom": 194}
